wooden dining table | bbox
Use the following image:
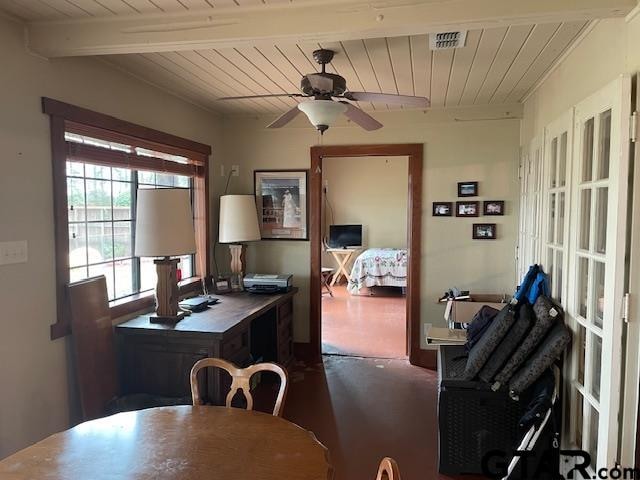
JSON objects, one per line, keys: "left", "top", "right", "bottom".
{"left": 0, "top": 406, "right": 333, "bottom": 479}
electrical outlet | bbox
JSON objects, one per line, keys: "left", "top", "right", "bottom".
{"left": 231, "top": 165, "right": 240, "bottom": 176}
{"left": 0, "top": 240, "right": 28, "bottom": 265}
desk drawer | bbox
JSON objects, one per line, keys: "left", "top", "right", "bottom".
{"left": 222, "top": 330, "right": 249, "bottom": 358}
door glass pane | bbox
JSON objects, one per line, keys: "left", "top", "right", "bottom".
{"left": 597, "top": 109, "right": 611, "bottom": 180}
{"left": 577, "top": 323, "right": 586, "bottom": 385}
{"left": 548, "top": 193, "right": 556, "bottom": 243}
{"left": 593, "top": 262, "right": 605, "bottom": 328}
{"left": 588, "top": 407, "right": 599, "bottom": 466}
{"left": 578, "top": 257, "right": 589, "bottom": 318}
{"left": 557, "top": 192, "right": 565, "bottom": 246}
{"left": 582, "top": 118, "right": 594, "bottom": 182}
{"left": 556, "top": 251, "right": 563, "bottom": 304}
{"left": 559, "top": 132, "right": 568, "bottom": 187}
{"left": 579, "top": 189, "right": 592, "bottom": 250}
{"left": 590, "top": 334, "right": 602, "bottom": 401}
{"left": 595, "top": 187, "right": 608, "bottom": 254}
{"left": 575, "top": 392, "right": 584, "bottom": 448}
{"left": 547, "top": 248, "right": 554, "bottom": 287}
{"left": 550, "top": 137, "right": 558, "bottom": 188}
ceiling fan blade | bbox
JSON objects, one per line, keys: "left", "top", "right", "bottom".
{"left": 218, "top": 93, "right": 307, "bottom": 101}
{"left": 343, "top": 91, "right": 430, "bottom": 107}
{"left": 266, "top": 106, "right": 302, "bottom": 129}
{"left": 339, "top": 102, "right": 383, "bottom": 131}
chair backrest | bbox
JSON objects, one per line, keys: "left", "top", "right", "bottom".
{"left": 190, "top": 358, "right": 289, "bottom": 417}
{"left": 67, "top": 275, "right": 119, "bottom": 421}
{"left": 375, "top": 457, "right": 401, "bottom": 480}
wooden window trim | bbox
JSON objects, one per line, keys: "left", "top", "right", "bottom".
{"left": 44, "top": 98, "right": 211, "bottom": 340}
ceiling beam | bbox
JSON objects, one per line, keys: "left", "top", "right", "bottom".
{"left": 26, "top": 0, "right": 636, "bottom": 58}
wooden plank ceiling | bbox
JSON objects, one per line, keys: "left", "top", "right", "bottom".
{"left": 0, "top": 0, "right": 589, "bottom": 115}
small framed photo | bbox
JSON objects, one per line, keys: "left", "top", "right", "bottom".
{"left": 458, "top": 181, "right": 478, "bottom": 197}
{"left": 473, "top": 223, "right": 497, "bottom": 240}
{"left": 432, "top": 202, "right": 453, "bottom": 217}
{"left": 254, "top": 170, "right": 309, "bottom": 240}
{"left": 212, "top": 277, "right": 232, "bottom": 294}
{"left": 484, "top": 200, "right": 505, "bottom": 216}
{"left": 456, "top": 201, "right": 479, "bottom": 217}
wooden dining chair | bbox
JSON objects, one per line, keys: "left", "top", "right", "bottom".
{"left": 190, "top": 358, "right": 289, "bottom": 417}
{"left": 375, "top": 457, "right": 401, "bottom": 480}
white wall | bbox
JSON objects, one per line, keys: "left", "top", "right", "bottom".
{"left": 219, "top": 108, "right": 521, "bottom": 345}
{"left": 521, "top": 16, "right": 640, "bottom": 144}
{"left": 321, "top": 156, "right": 408, "bottom": 269}
{"left": 0, "top": 14, "right": 222, "bottom": 458}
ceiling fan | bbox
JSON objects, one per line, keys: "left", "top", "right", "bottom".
{"left": 218, "top": 49, "right": 430, "bottom": 134}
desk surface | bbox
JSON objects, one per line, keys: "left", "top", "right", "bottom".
{"left": 116, "top": 288, "right": 297, "bottom": 336}
{"left": 0, "top": 406, "right": 332, "bottom": 480}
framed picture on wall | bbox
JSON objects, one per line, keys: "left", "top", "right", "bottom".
{"left": 432, "top": 202, "right": 453, "bottom": 216}
{"left": 254, "top": 170, "right": 309, "bottom": 240}
{"left": 483, "top": 200, "right": 505, "bottom": 216}
{"left": 456, "top": 201, "right": 479, "bottom": 217}
{"left": 458, "top": 181, "right": 478, "bottom": 197}
{"left": 473, "top": 223, "right": 497, "bottom": 240}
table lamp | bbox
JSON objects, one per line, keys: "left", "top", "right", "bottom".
{"left": 135, "top": 188, "right": 196, "bottom": 323}
{"left": 218, "top": 195, "right": 261, "bottom": 291}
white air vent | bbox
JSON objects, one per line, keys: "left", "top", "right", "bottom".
{"left": 429, "top": 31, "right": 467, "bottom": 50}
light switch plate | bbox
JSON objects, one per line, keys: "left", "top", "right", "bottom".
{"left": 0, "top": 240, "right": 28, "bottom": 265}
{"left": 231, "top": 165, "right": 240, "bottom": 176}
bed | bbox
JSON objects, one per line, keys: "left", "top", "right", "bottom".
{"left": 347, "top": 248, "right": 408, "bottom": 294}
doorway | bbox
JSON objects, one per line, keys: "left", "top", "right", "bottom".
{"left": 320, "top": 155, "right": 409, "bottom": 359}
{"left": 309, "top": 144, "right": 429, "bottom": 367}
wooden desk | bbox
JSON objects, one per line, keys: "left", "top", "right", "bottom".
{"left": 115, "top": 289, "right": 297, "bottom": 404}
{"left": 326, "top": 248, "right": 360, "bottom": 286}
{"left": 0, "top": 406, "right": 333, "bottom": 480}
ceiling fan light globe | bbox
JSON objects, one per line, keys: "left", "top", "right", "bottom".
{"left": 297, "top": 100, "right": 347, "bottom": 131}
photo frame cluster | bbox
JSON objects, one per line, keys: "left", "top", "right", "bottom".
{"left": 432, "top": 181, "right": 504, "bottom": 240}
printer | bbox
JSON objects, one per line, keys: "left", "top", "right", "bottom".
{"left": 243, "top": 273, "right": 293, "bottom": 294}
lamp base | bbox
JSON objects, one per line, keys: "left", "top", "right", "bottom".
{"left": 153, "top": 257, "right": 181, "bottom": 320}
{"left": 229, "top": 244, "right": 246, "bottom": 292}
{"left": 149, "top": 311, "right": 187, "bottom": 324}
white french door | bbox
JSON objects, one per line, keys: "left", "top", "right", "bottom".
{"left": 542, "top": 109, "right": 574, "bottom": 306}
{"left": 517, "top": 136, "right": 543, "bottom": 281}
{"left": 564, "top": 76, "right": 631, "bottom": 470}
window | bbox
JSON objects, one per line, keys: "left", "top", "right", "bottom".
{"left": 44, "top": 98, "right": 211, "bottom": 339}
{"left": 66, "top": 140, "right": 195, "bottom": 301}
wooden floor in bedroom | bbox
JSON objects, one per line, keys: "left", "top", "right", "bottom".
{"left": 321, "top": 285, "right": 407, "bottom": 359}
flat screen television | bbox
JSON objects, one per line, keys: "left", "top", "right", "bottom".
{"left": 328, "top": 224, "right": 362, "bottom": 248}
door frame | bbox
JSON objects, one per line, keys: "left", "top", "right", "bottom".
{"left": 308, "top": 144, "right": 426, "bottom": 366}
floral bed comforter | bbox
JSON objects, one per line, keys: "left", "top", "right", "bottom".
{"left": 347, "top": 248, "right": 408, "bottom": 294}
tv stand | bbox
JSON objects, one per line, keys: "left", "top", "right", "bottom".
{"left": 326, "top": 247, "right": 360, "bottom": 286}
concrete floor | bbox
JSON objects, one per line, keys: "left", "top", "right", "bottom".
{"left": 322, "top": 286, "right": 407, "bottom": 359}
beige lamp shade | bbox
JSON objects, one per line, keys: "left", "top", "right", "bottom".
{"left": 134, "top": 188, "right": 196, "bottom": 257}
{"left": 219, "top": 195, "right": 261, "bottom": 243}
